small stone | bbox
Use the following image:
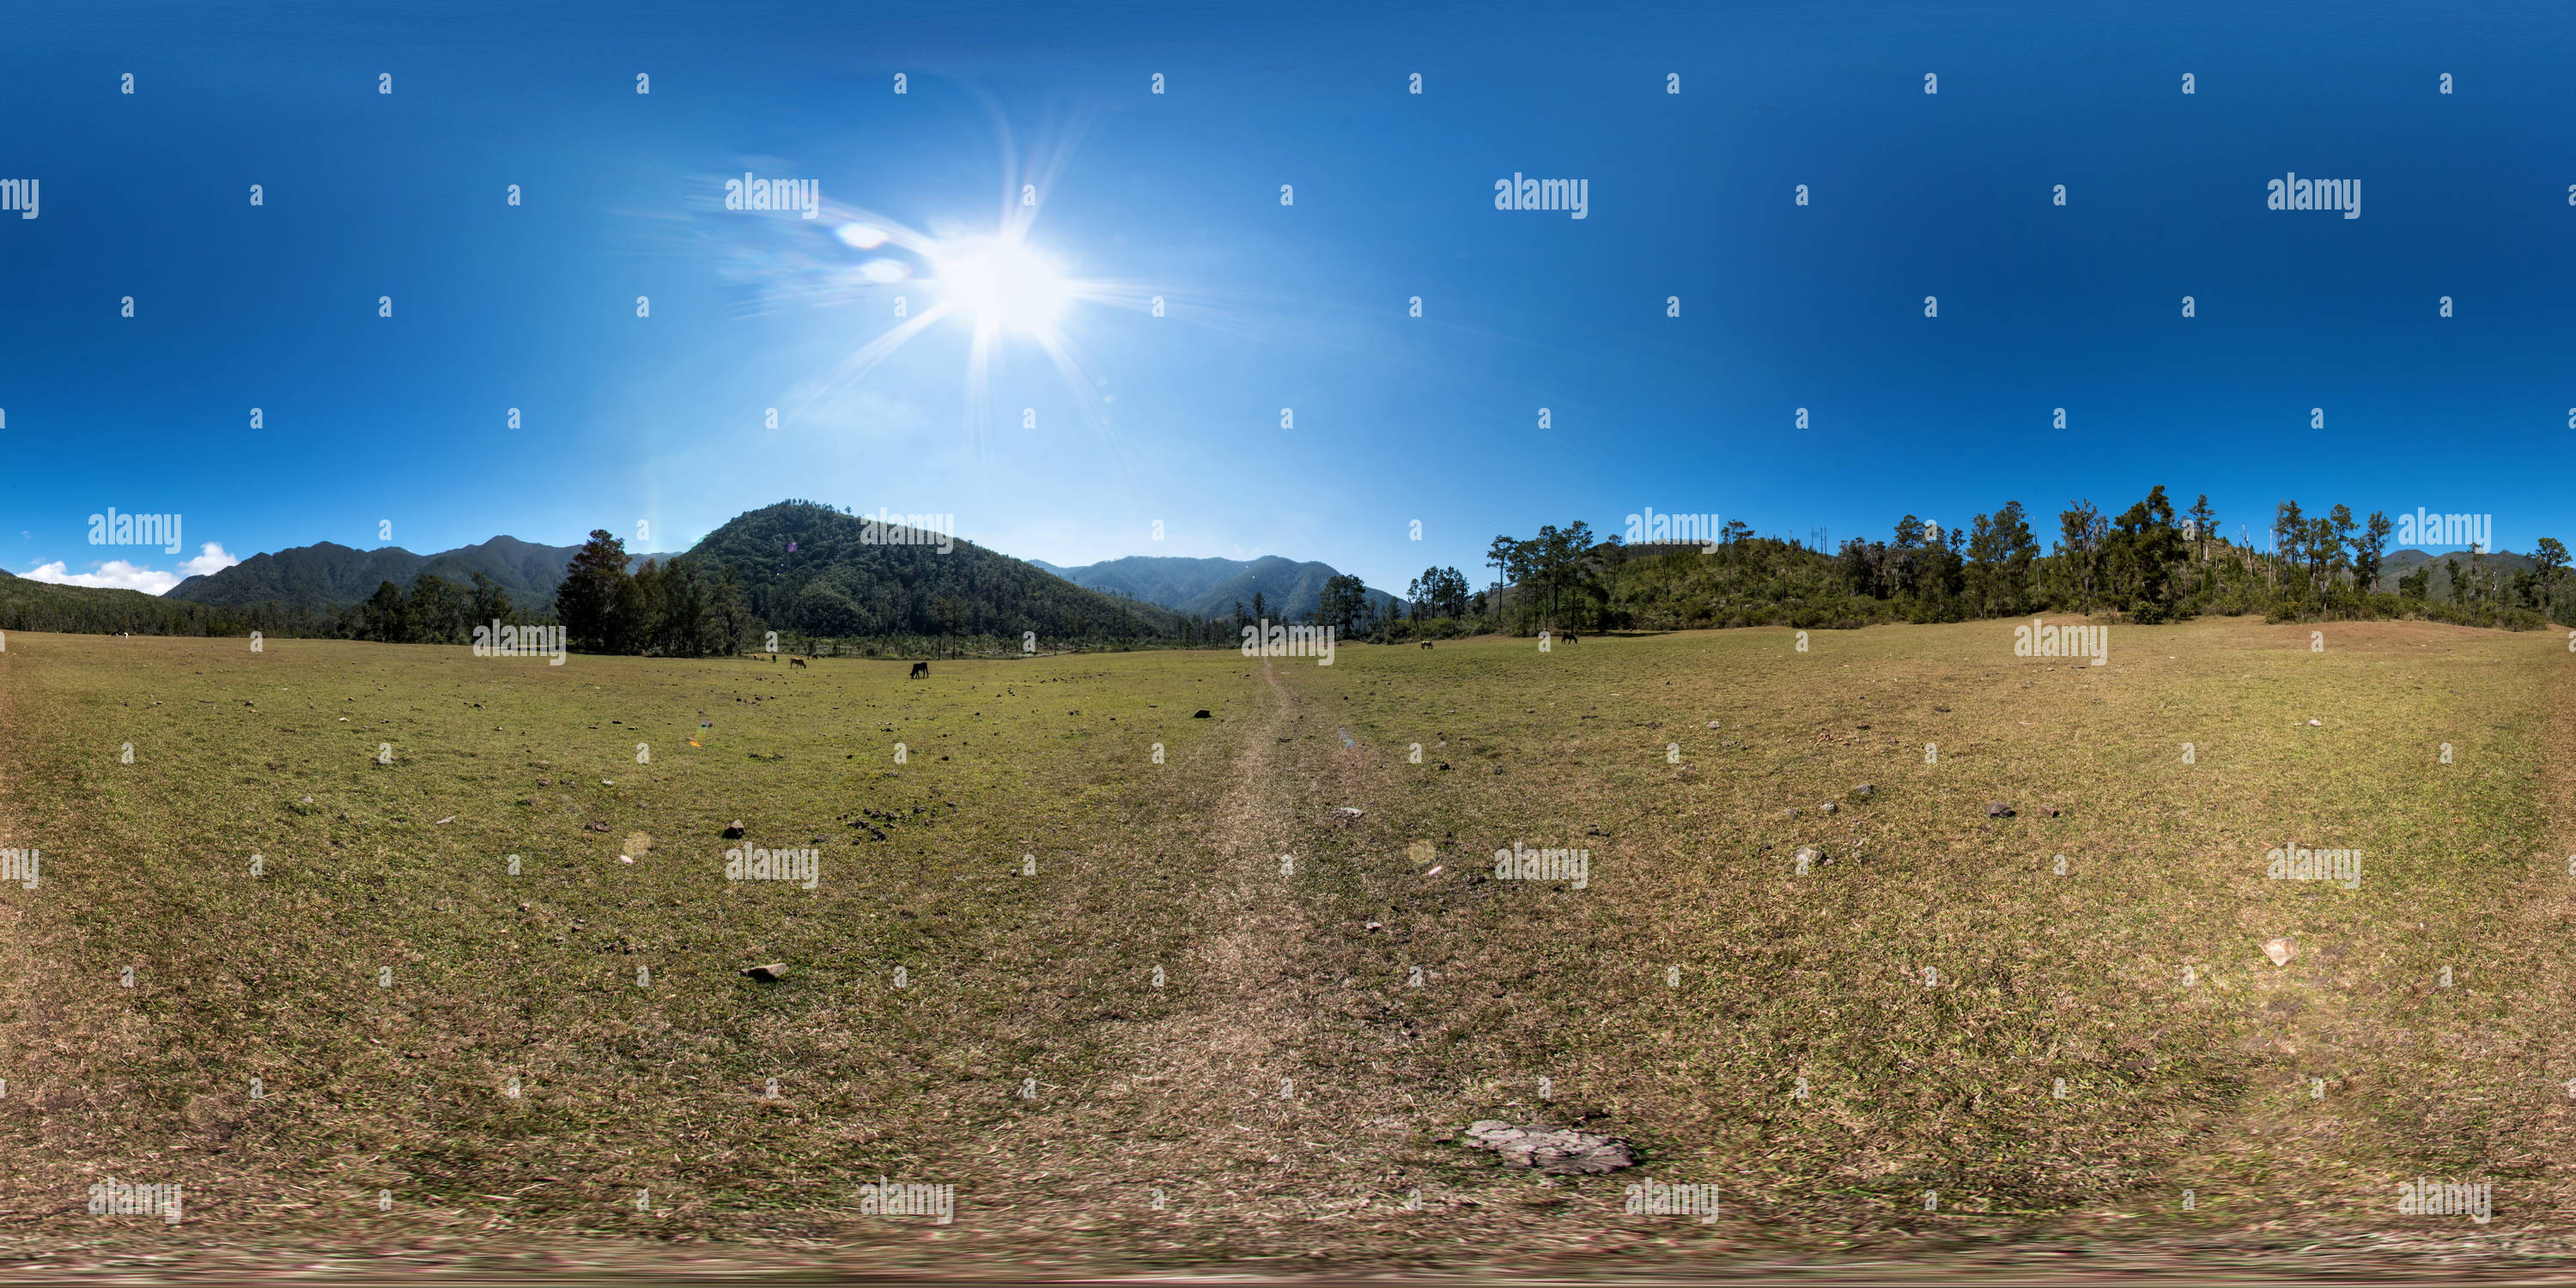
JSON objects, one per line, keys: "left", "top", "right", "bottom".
{"left": 741, "top": 963, "right": 789, "bottom": 982}
{"left": 1785, "top": 808, "right": 1801, "bottom": 818}
{"left": 2307, "top": 719, "right": 2324, "bottom": 726}
{"left": 2038, "top": 805, "right": 2061, "bottom": 817}
{"left": 1821, "top": 802, "right": 1838, "bottom": 814}
{"left": 1987, "top": 802, "right": 2015, "bottom": 818}
{"left": 1462, "top": 1121, "right": 1636, "bottom": 1175}
{"left": 1794, "top": 846, "right": 1823, "bottom": 868}
{"left": 723, "top": 821, "right": 747, "bottom": 839}
{"left": 1705, "top": 720, "right": 1721, "bottom": 728}
{"left": 2263, "top": 938, "right": 2297, "bottom": 967}
{"left": 1852, "top": 784, "right": 1874, "bottom": 798}
{"left": 1194, "top": 709, "right": 1211, "bottom": 718}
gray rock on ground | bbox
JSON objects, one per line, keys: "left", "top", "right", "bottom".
{"left": 1463, "top": 1121, "right": 1636, "bottom": 1174}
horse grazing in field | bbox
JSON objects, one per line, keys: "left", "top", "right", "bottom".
{"left": 789, "top": 657, "right": 808, "bottom": 668}
{"left": 909, "top": 661, "right": 930, "bottom": 678}
{"left": 1420, "top": 641, "right": 1434, "bottom": 649}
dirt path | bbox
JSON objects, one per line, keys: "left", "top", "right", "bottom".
{"left": 994, "top": 657, "right": 1353, "bottom": 1225}
{"left": 1087, "top": 658, "right": 1332, "bottom": 1194}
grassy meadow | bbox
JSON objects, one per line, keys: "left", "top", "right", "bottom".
{"left": 0, "top": 616, "right": 2568, "bottom": 1272}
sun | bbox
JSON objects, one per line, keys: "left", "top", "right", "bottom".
{"left": 930, "top": 234, "right": 1069, "bottom": 338}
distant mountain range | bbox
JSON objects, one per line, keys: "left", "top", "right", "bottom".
{"left": 157, "top": 513, "right": 1394, "bottom": 635}
{"left": 167, "top": 537, "right": 663, "bottom": 612}
{"left": 1030, "top": 555, "right": 1400, "bottom": 621}
{"left": 2376, "top": 547, "right": 2539, "bottom": 598}
{"left": 685, "top": 501, "right": 1183, "bottom": 639}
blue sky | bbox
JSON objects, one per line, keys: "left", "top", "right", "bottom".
{"left": 5, "top": 0, "right": 2573, "bottom": 596}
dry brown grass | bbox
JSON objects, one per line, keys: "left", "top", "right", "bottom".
{"left": 0, "top": 617, "right": 2569, "bottom": 1279}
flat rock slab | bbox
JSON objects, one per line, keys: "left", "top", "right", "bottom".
{"left": 1464, "top": 1121, "right": 1636, "bottom": 1174}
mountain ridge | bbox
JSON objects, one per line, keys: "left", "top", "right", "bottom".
{"left": 1036, "top": 554, "right": 1401, "bottom": 620}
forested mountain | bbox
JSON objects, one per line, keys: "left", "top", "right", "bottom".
{"left": 167, "top": 536, "right": 656, "bottom": 611}
{"left": 686, "top": 501, "right": 1196, "bottom": 643}
{"left": 1033, "top": 554, "right": 1400, "bottom": 620}
{"left": 0, "top": 566, "right": 278, "bottom": 635}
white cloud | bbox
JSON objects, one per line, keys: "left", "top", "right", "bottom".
{"left": 177, "top": 542, "right": 240, "bottom": 579}
{"left": 21, "top": 543, "right": 237, "bottom": 597}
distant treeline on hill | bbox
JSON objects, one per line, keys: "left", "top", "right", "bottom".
{"left": 8, "top": 489, "right": 2563, "bottom": 647}
{"left": 1467, "top": 489, "right": 2572, "bottom": 635}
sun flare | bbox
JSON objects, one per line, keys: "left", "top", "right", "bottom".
{"left": 930, "top": 234, "right": 1069, "bottom": 338}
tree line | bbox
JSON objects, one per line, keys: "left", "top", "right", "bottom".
{"left": 1461, "top": 488, "right": 2570, "bottom": 635}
